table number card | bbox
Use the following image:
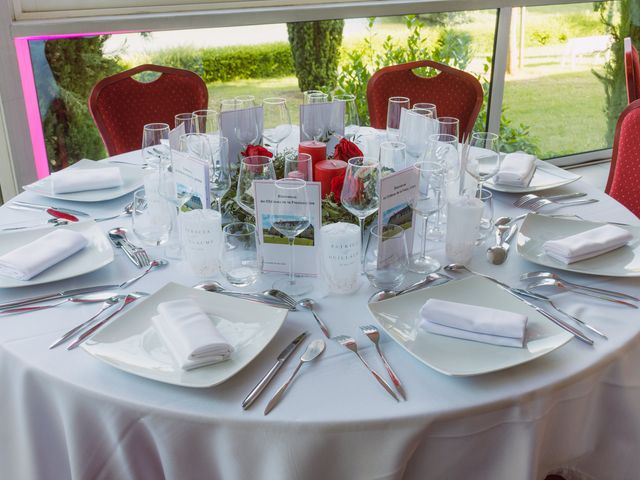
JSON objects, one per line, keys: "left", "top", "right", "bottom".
{"left": 220, "top": 106, "right": 264, "bottom": 164}
{"left": 299, "top": 102, "right": 345, "bottom": 154}
{"left": 254, "top": 180, "right": 322, "bottom": 276}
{"left": 172, "top": 150, "right": 210, "bottom": 210}
{"left": 169, "top": 123, "right": 186, "bottom": 151}
{"left": 378, "top": 167, "right": 419, "bottom": 254}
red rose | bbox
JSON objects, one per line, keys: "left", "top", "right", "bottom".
{"left": 330, "top": 173, "right": 346, "bottom": 203}
{"left": 332, "top": 138, "right": 363, "bottom": 161}
{"left": 241, "top": 144, "right": 273, "bottom": 158}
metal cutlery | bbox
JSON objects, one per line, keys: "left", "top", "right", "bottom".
{"left": 525, "top": 278, "right": 637, "bottom": 309}
{"left": 333, "top": 335, "right": 400, "bottom": 401}
{"left": 10, "top": 201, "right": 90, "bottom": 217}
{"left": 513, "top": 192, "right": 587, "bottom": 208}
{"left": 242, "top": 331, "right": 308, "bottom": 410}
{"left": 108, "top": 228, "right": 149, "bottom": 268}
{"left": 49, "top": 295, "right": 125, "bottom": 349}
{"left": 520, "top": 271, "right": 639, "bottom": 301}
{"left": 0, "top": 291, "right": 120, "bottom": 315}
{"left": 264, "top": 339, "right": 325, "bottom": 415}
{"left": 511, "top": 288, "right": 607, "bottom": 339}
{"left": 360, "top": 324, "right": 406, "bottom": 400}
{"left": 120, "top": 260, "right": 168, "bottom": 288}
{"left": 297, "top": 298, "right": 330, "bottom": 338}
{"left": 1, "top": 218, "right": 69, "bottom": 231}
{"left": 265, "top": 289, "right": 298, "bottom": 309}
{"left": 67, "top": 292, "right": 148, "bottom": 350}
{"left": 94, "top": 202, "right": 134, "bottom": 223}
{"left": 443, "top": 264, "right": 594, "bottom": 345}
{"left": 369, "top": 272, "right": 452, "bottom": 303}
{"left": 112, "top": 227, "right": 150, "bottom": 267}
{"left": 193, "top": 282, "right": 294, "bottom": 309}
{"left": 9, "top": 205, "right": 79, "bottom": 222}
{"left": 527, "top": 198, "right": 599, "bottom": 212}
{"left": 486, "top": 223, "right": 518, "bottom": 265}
{"left": 260, "top": 290, "right": 330, "bottom": 337}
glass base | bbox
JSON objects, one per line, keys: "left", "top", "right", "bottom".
{"left": 408, "top": 254, "right": 440, "bottom": 274}
{"left": 273, "top": 276, "right": 312, "bottom": 297}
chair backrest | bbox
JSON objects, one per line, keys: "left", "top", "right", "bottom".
{"left": 89, "top": 64, "right": 209, "bottom": 156}
{"left": 366, "top": 60, "right": 484, "bottom": 139}
{"left": 624, "top": 37, "right": 640, "bottom": 104}
{"left": 605, "top": 98, "right": 640, "bottom": 218}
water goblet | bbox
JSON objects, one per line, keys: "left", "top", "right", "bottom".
{"left": 413, "top": 103, "right": 437, "bottom": 118}
{"left": 234, "top": 106, "right": 260, "bottom": 149}
{"left": 236, "top": 155, "right": 276, "bottom": 215}
{"left": 142, "top": 123, "right": 171, "bottom": 169}
{"left": 437, "top": 116, "right": 459, "bottom": 139}
{"left": 364, "top": 224, "right": 408, "bottom": 290}
{"left": 332, "top": 93, "right": 360, "bottom": 140}
{"left": 467, "top": 132, "right": 501, "bottom": 195}
{"left": 193, "top": 109, "right": 219, "bottom": 136}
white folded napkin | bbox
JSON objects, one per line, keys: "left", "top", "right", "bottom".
{"left": 50, "top": 167, "right": 123, "bottom": 194}
{"left": 543, "top": 224, "right": 633, "bottom": 264}
{"left": 494, "top": 152, "right": 536, "bottom": 187}
{"left": 0, "top": 229, "right": 88, "bottom": 280}
{"left": 419, "top": 298, "right": 527, "bottom": 348}
{"left": 153, "top": 299, "right": 233, "bottom": 371}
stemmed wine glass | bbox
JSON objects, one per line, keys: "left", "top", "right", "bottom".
{"left": 235, "top": 95, "right": 256, "bottom": 108}
{"left": 379, "top": 141, "right": 407, "bottom": 173}
{"left": 340, "top": 157, "right": 380, "bottom": 269}
{"left": 303, "top": 90, "right": 324, "bottom": 104}
{"left": 437, "top": 117, "right": 459, "bottom": 138}
{"left": 467, "top": 132, "right": 501, "bottom": 195}
{"left": 175, "top": 113, "right": 195, "bottom": 134}
{"left": 333, "top": 93, "right": 360, "bottom": 140}
{"left": 270, "top": 178, "right": 312, "bottom": 295}
{"left": 284, "top": 152, "right": 313, "bottom": 180}
{"left": 209, "top": 136, "right": 231, "bottom": 213}
{"left": 236, "top": 155, "right": 276, "bottom": 215}
{"left": 386, "top": 96, "right": 410, "bottom": 141}
{"left": 413, "top": 103, "right": 437, "bottom": 118}
{"left": 234, "top": 106, "right": 260, "bottom": 149}
{"left": 142, "top": 123, "right": 171, "bottom": 169}
{"left": 400, "top": 109, "right": 432, "bottom": 163}
{"left": 301, "top": 92, "right": 329, "bottom": 141}
{"left": 427, "top": 133, "right": 459, "bottom": 239}
{"left": 409, "top": 161, "right": 445, "bottom": 274}
{"left": 262, "top": 97, "right": 292, "bottom": 154}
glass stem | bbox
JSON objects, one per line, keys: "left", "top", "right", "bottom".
{"left": 359, "top": 217, "right": 365, "bottom": 273}
{"left": 288, "top": 236, "right": 295, "bottom": 285}
{"left": 420, "top": 214, "right": 430, "bottom": 259}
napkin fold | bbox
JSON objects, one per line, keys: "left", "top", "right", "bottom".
{"left": 153, "top": 299, "right": 233, "bottom": 370}
{"left": 51, "top": 167, "right": 123, "bottom": 194}
{"left": 419, "top": 298, "right": 527, "bottom": 348}
{"left": 543, "top": 224, "right": 633, "bottom": 264}
{"left": 494, "top": 152, "right": 536, "bottom": 187}
{"left": 0, "top": 229, "right": 88, "bottom": 280}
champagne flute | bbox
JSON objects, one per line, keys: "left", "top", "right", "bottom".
{"left": 409, "top": 161, "right": 445, "bottom": 274}
{"left": 142, "top": 123, "right": 171, "bottom": 169}
{"left": 284, "top": 152, "right": 313, "bottom": 180}
{"left": 340, "top": 157, "right": 380, "bottom": 269}
{"left": 386, "top": 96, "right": 410, "bottom": 141}
{"left": 236, "top": 155, "right": 276, "bottom": 215}
{"left": 467, "top": 132, "right": 500, "bottom": 196}
{"left": 270, "top": 178, "right": 312, "bottom": 295}
{"left": 437, "top": 116, "right": 459, "bottom": 139}
{"left": 175, "top": 113, "right": 195, "bottom": 134}
{"left": 427, "top": 133, "right": 459, "bottom": 239}
{"left": 333, "top": 93, "right": 360, "bottom": 140}
{"left": 209, "top": 136, "right": 231, "bottom": 213}
{"left": 262, "top": 97, "right": 292, "bottom": 154}
{"left": 193, "top": 110, "right": 219, "bottom": 136}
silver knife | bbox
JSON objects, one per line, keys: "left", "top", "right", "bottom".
{"left": 0, "top": 284, "right": 120, "bottom": 311}
{"left": 242, "top": 331, "right": 308, "bottom": 410}
{"left": 10, "top": 201, "right": 90, "bottom": 217}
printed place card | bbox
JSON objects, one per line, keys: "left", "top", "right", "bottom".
{"left": 172, "top": 150, "right": 211, "bottom": 210}
{"left": 378, "top": 167, "right": 419, "bottom": 255}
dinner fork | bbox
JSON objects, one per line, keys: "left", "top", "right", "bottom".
{"left": 109, "top": 228, "right": 150, "bottom": 267}
{"left": 333, "top": 335, "right": 399, "bottom": 402}
{"left": 527, "top": 198, "right": 599, "bottom": 212}
{"left": 360, "top": 325, "right": 406, "bottom": 400}
{"left": 520, "top": 271, "right": 639, "bottom": 301}
{"left": 513, "top": 192, "right": 586, "bottom": 209}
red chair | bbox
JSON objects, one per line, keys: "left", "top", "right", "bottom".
{"left": 624, "top": 38, "right": 640, "bottom": 104}
{"left": 89, "top": 64, "right": 208, "bottom": 156}
{"left": 366, "top": 60, "right": 484, "bottom": 139}
{"left": 605, "top": 99, "right": 640, "bottom": 218}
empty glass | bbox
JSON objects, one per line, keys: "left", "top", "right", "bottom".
{"left": 270, "top": 178, "right": 312, "bottom": 295}
{"left": 235, "top": 95, "right": 256, "bottom": 108}
{"left": 219, "top": 98, "right": 238, "bottom": 112}
{"left": 379, "top": 141, "right": 407, "bottom": 173}
{"left": 262, "top": 97, "right": 292, "bottom": 154}
{"left": 175, "top": 113, "right": 195, "bottom": 134}
{"left": 427, "top": 133, "right": 459, "bottom": 239}
{"left": 468, "top": 132, "right": 501, "bottom": 195}
{"left": 142, "top": 123, "right": 171, "bottom": 169}
{"left": 209, "top": 136, "right": 231, "bottom": 213}
{"left": 301, "top": 95, "right": 329, "bottom": 141}
{"left": 234, "top": 106, "right": 260, "bottom": 149}
{"left": 132, "top": 188, "right": 173, "bottom": 247}
{"left": 437, "top": 117, "right": 460, "bottom": 138}
{"left": 303, "top": 90, "right": 324, "bottom": 104}
{"left": 400, "top": 109, "right": 433, "bottom": 163}
{"left": 386, "top": 96, "right": 410, "bottom": 141}
{"left": 413, "top": 103, "right": 437, "bottom": 118}
{"left": 193, "top": 109, "right": 218, "bottom": 136}
{"left": 236, "top": 155, "right": 276, "bottom": 215}
{"left": 476, "top": 188, "right": 494, "bottom": 244}
{"left": 364, "top": 224, "right": 408, "bottom": 290}
{"left": 220, "top": 222, "right": 260, "bottom": 287}
{"left": 333, "top": 93, "right": 360, "bottom": 140}
{"left": 284, "top": 152, "right": 313, "bottom": 181}
{"left": 305, "top": 92, "right": 328, "bottom": 104}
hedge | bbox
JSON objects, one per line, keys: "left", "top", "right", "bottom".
{"left": 147, "top": 42, "right": 295, "bottom": 83}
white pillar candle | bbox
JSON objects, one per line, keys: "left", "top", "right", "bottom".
{"left": 179, "top": 209, "right": 222, "bottom": 278}
{"left": 320, "top": 222, "right": 361, "bottom": 294}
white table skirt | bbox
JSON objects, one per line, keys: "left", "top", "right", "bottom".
{"left": 1, "top": 149, "right": 639, "bottom": 480}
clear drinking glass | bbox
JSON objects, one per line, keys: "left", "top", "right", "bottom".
{"left": 467, "top": 132, "right": 501, "bottom": 195}
{"left": 476, "top": 188, "right": 494, "bottom": 244}
{"left": 413, "top": 103, "right": 437, "bottom": 118}
{"left": 386, "top": 96, "right": 410, "bottom": 141}
{"left": 209, "top": 136, "right": 231, "bottom": 213}
{"left": 219, "top": 98, "right": 238, "bottom": 112}
{"left": 193, "top": 109, "right": 219, "bottom": 136}
{"left": 333, "top": 93, "right": 360, "bottom": 140}
{"left": 175, "top": 113, "right": 195, "bottom": 134}
{"left": 235, "top": 95, "right": 256, "bottom": 108}
{"left": 409, "top": 161, "right": 445, "bottom": 274}
{"left": 400, "top": 109, "right": 432, "bottom": 163}
{"left": 142, "top": 123, "right": 171, "bottom": 169}
{"left": 234, "top": 106, "right": 260, "bottom": 149}
{"left": 132, "top": 188, "right": 173, "bottom": 247}
{"left": 303, "top": 90, "right": 324, "bottom": 104}
{"left": 379, "top": 141, "right": 407, "bottom": 173}
{"left": 262, "top": 97, "right": 292, "bottom": 154}
{"left": 220, "top": 222, "right": 260, "bottom": 287}
{"left": 364, "top": 224, "right": 408, "bottom": 290}
{"left": 301, "top": 93, "right": 329, "bottom": 142}
{"left": 284, "top": 152, "right": 313, "bottom": 181}
{"left": 305, "top": 92, "right": 328, "bottom": 104}
{"left": 437, "top": 117, "right": 460, "bottom": 139}
{"left": 270, "top": 179, "right": 312, "bottom": 295}
{"left": 236, "top": 155, "right": 276, "bottom": 215}
{"left": 426, "top": 133, "right": 460, "bottom": 239}
{"left": 340, "top": 157, "right": 380, "bottom": 269}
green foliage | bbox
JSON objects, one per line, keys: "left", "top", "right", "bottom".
{"left": 287, "top": 20, "right": 345, "bottom": 91}
{"left": 148, "top": 43, "right": 295, "bottom": 83}
{"left": 531, "top": 30, "right": 551, "bottom": 46}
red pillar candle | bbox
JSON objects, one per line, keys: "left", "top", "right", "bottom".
{"left": 298, "top": 140, "right": 327, "bottom": 179}
{"left": 314, "top": 160, "right": 347, "bottom": 198}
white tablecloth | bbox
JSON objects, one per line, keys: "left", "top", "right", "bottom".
{"left": 1, "top": 150, "right": 639, "bottom": 480}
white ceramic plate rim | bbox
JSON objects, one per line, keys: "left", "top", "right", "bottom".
{"left": 485, "top": 159, "right": 581, "bottom": 193}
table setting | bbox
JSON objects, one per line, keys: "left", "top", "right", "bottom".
{"left": 1, "top": 94, "right": 640, "bottom": 480}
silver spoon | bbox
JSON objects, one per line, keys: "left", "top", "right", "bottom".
{"left": 297, "top": 298, "right": 330, "bottom": 338}
{"left": 486, "top": 224, "right": 518, "bottom": 265}
{"left": 0, "top": 291, "right": 120, "bottom": 315}
{"left": 520, "top": 271, "right": 639, "bottom": 301}
{"left": 119, "top": 259, "right": 168, "bottom": 288}
{"left": 193, "top": 282, "right": 293, "bottom": 309}
{"left": 526, "top": 278, "right": 638, "bottom": 309}
{"left": 95, "top": 202, "right": 134, "bottom": 222}
{"left": 369, "top": 272, "right": 452, "bottom": 303}
{"left": 264, "top": 339, "right": 325, "bottom": 415}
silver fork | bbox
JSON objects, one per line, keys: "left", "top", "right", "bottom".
{"left": 527, "top": 198, "right": 599, "bottom": 212}
{"left": 513, "top": 192, "right": 586, "bottom": 208}
{"left": 333, "top": 335, "right": 399, "bottom": 402}
{"left": 111, "top": 228, "right": 150, "bottom": 267}
{"left": 266, "top": 289, "right": 298, "bottom": 308}
{"left": 360, "top": 325, "right": 406, "bottom": 400}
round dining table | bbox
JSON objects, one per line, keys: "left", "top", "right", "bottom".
{"left": 1, "top": 150, "right": 639, "bottom": 480}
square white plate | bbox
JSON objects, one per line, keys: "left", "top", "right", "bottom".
{"left": 367, "top": 276, "right": 572, "bottom": 376}
{"left": 82, "top": 282, "right": 289, "bottom": 388}
{"left": 23, "top": 159, "right": 145, "bottom": 202}
{"left": 0, "top": 221, "right": 114, "bottom": 288}
{"left": 517, "top": 214, "right": 640, "bottom": 277}
{"left": 485, "top": 159, "right": 581, "bottom": 193}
